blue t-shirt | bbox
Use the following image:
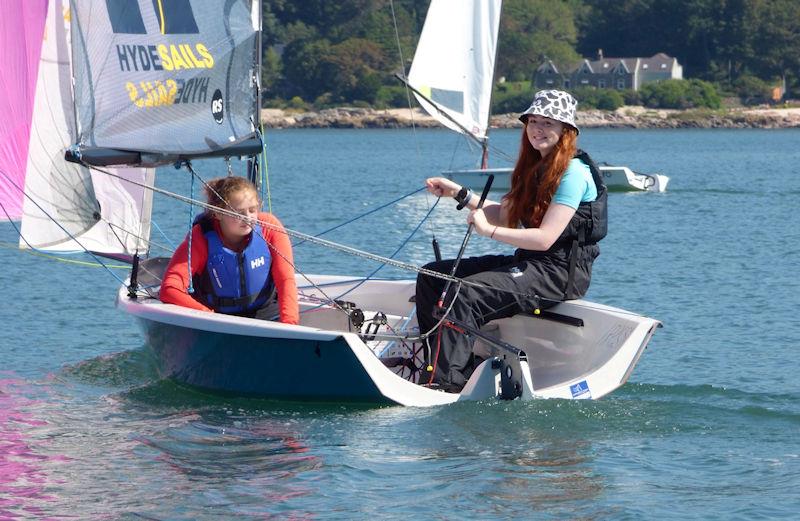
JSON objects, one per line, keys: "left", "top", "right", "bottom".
{"left": 552, "top": 158, "right": 597, "bottom": 209}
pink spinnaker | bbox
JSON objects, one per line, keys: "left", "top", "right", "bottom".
{"left": 0, "top": 1, "right": 48, "bottom": 221}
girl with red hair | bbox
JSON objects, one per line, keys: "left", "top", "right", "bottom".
{"left": 416, "top": 90, "right": 607, "bottom": 392}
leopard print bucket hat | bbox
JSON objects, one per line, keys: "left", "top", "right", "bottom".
{"left": 519, "top": 90, "right": 579, "bottom": 134}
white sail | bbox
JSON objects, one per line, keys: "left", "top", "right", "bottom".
{"left": 19, "top": 0, "right": 154, "bottom": 255}
{"left": 407, "top": 0, "right": 502, "bottom": 140}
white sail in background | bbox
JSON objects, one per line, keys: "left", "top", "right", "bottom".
{"left": 407, "top": 0, "right": 502, "bottom": 140}
{"left": 20, "top": 0, "right": 154, "bottom": 254}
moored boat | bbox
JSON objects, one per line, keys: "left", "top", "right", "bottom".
{"left": 444, "top": 165, "right": 670, "bottom": 192}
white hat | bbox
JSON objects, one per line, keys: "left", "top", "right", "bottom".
{"left": 519, "top": 90, "right": 579, "bottom": 133}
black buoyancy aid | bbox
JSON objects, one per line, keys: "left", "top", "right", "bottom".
{"left": 192, "top": 216, "right": 274, "bottom": 315}
{"left": 516, "top": 150, "right": 608, "bottom": 299}
{"left": 553, "top": 149, "right": 608, "bottom": 248}
{"left": 557, "top": 150, "right": 607, "bottom": 298}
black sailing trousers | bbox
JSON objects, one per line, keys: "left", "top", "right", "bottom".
{"left": 415, "top": 253, "right": 571, "bottom": 389}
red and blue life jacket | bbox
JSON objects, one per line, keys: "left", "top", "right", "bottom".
{"left": 192, "top": 217, "right": 274, "bottom": 315}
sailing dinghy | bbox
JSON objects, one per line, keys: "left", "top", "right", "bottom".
{"left": 3, "top": 0, "right": 660, "bottom": 407}
{"left": 404, "top": 0, "right": 669, "bottom": 193}
{"left": 443, "top": 165, "right": 670, "bottom": 193}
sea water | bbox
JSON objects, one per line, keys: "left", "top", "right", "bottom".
{"left": 1, "top": 128, "right": 799, "bottom": 519}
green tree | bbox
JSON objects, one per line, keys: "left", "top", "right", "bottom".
{"left": 747, "top": 0, "right": 800, "bottom": 92}
{"left": 578, "top": 1, "right": 691, "bottom": 66}
{"left": 321, "top": 38, "right": 388, "bottom": 103}
{"left": 261, "top": 47, "right": 282, "bottom": 98}
{"left": 281, "top": 39, "right": 332, "bottom": 100}
{"left": 639, "top": 79, "right": 720, "bottom": 109}
{"left": 734, "top": 75, "right": 772, "bottom": 105}
{"left": 498, "top": 0, "right": 581, "bottom": 81}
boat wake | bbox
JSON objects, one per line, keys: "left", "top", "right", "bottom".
{"left": 59, "top": 347, "right": 159, "bottom": 389}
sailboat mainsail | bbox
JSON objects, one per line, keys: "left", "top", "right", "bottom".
{"left": 69, "top": 0, "right": 261, "bottom": 165}
{"left": 407, "top": 0, "right": 501, "bottom": 142}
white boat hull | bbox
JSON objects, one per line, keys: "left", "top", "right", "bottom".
{"left": 445, "top": 166, "right": 669, "bottom": 192}
{"left": 117, "top": 274, "right": 660, "bottom": 406}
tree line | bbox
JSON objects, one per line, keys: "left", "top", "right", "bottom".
{"left": 260, "top": 0, "right": 800, "bottom": 110}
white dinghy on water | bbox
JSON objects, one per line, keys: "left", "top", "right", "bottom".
{"left": 403, "top": 0, "right": 669, "bottom": 194}
{"left": 443, "top": 165, "right": 670, "bottom": 193}
{"left": 3, "top": 0, "right": 661, "bottom": 407}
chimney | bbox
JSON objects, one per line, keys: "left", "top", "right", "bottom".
{"left": 597, "top": 49, "right": 603, "bottom": 60}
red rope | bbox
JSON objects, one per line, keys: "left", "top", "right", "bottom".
{"left": 426, "top": 320, "right": 465, "bottom": 385}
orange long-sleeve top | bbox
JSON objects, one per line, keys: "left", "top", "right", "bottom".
{"left": 160, "top": 212, "right": 299, "bottom": 325}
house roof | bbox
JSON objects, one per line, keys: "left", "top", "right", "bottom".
{"left": 536, "top": 59, "right": 560, "bottom": 74}
{"left": 639, "top": 53, "right": 678, "bottom": 71}
{"left": 583, "top": 57, "right": 636, "bottom": 74}
{"left": 540, "top": 53, "right": 679, "bottom": 75}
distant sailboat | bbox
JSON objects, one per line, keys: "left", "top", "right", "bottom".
{"left": 446, "top": 165, "right": 670, "bottom": 193}
{"left": 403, "top": 0, "right": 669, "bottom": 193}
{"left": 405, "top": 0, "right": 501, "bottom": 170}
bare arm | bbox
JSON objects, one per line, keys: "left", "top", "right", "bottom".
{"left": 468, "top": 203, "right": 577, "bottom": 251}
{"left": 424, "top": 177, "right": 504, "bottom": 225}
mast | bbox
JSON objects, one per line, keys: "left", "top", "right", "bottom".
{"left": 483, "top": 2, "right": 502, "bottom": 170}
{"left": 249, "top": 0, "right": 263, "bottom": 191}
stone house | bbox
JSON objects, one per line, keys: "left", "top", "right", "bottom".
{"left": 534, "top": 52, "right": 683, "bottom": 91}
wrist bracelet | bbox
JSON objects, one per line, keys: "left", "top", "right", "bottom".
{"left": 490, "top": 226, "right": 498, "bottom": 239}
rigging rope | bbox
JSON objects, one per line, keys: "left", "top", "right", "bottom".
{"left": 186, "top": 162, "right": 196, "bottom": 294}
{"left": 0, "top": 172, "right": 127, "bottom": 286}
{"left": 293, "top": 186, "right": 426, "bottom": 245}
{"left": 389, "top": 1, "right": 443, "bottom": 259}
{"left": 260, "top": 122, "right": 273, "bottom": 213}
{"left": 83, "top": 162, "right": 554, "bottom": 305}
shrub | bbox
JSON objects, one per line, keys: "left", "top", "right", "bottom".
{"left": 621, "top": 89, "right": 641, "bottom": 106}
{"left": 374, "top": 85, "right": 410, "bottom": 109}
{"left": 733, "top": 75, "right": 773, "bottom": 106}
{"left": 492, "top": 87, "right": 535, "bottom": 114}
{"left": 568, "top": 87, "right": 622, "bottom": 110}
{"left": 313, "top": 93, "right": 333, "bottom": 108}
{"left": 596, "top": 89, "right": 624, "bottom": 110}
{"left": 639, "top": 79, "right": 720, "bottom": 109}
{"left": 288, "top": 96, "right": 307, "bottom": 110}
{"left": 687, "top": 79, "right": 721, "bottom": 109}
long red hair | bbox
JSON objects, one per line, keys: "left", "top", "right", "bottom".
{"left": 503, "top": 125, "right": 578, "bottom": 228}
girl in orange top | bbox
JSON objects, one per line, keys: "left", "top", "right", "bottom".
{"left": 160, "top": 176, "right": 299, "bottom": 325}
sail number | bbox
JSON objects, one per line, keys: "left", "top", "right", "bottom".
{"left": 126, "top": 77, "right": 211, "bottom": 109}
{"left": 126, "top": 80, "right": 177, "bottom": 108}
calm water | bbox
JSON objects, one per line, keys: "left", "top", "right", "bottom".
{"left": 2, "top": 128, "right": 799, "bottom": 519}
